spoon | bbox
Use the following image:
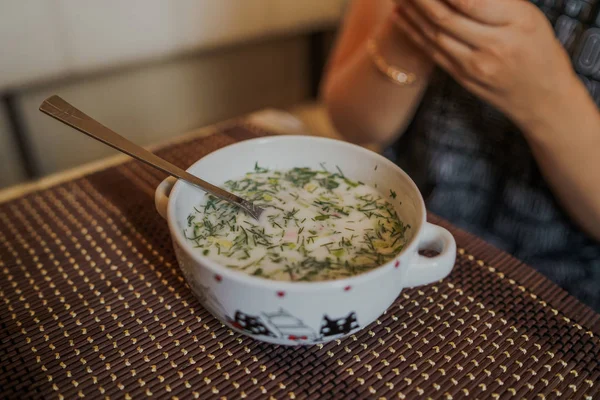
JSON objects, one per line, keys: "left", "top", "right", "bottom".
{"left": 39, "top": 95, "right": 264, "bottom": 220}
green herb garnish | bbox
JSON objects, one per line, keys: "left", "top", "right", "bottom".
{"left": 184, "top": 164, "right": 409, "bottom": 282}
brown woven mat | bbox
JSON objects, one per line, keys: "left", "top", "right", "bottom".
{"left": 1, "top": 124, "right": 599, "bottom": 400}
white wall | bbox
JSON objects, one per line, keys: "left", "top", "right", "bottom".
{"left": 17, "top": 36, "right": 310, "bottom": 177}
{"left": 0, "top": 0, "right": 346, "bottom": 91}
{"left": 0, "top": 0, "right": 347, "bottom": 189}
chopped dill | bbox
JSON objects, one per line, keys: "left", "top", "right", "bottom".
{"left": 183, "top": 165, "right": 409, "bottom": 281}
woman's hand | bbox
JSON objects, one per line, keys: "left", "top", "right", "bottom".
{"left": 393, "top": 0, "right": 600, "bottom": 241}
{"left": 392, "top": 0, "right": 580, "bottom": 131}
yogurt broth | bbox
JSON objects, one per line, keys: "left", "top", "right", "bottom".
{"left": 184, "top": 164, "right": 410, "bottom": 282}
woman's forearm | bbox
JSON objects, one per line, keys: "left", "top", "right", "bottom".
{"left": 522, "top": 77, "right": 600, "bottom": 241}
{"left": 321, "top": 17, "right": 434, "bottom": 146}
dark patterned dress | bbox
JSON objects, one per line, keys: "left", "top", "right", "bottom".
{"left": 387, "top": 1, "right": 600, "bottom": 312}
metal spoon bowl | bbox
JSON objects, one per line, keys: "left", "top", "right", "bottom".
{"left": 39, "top": 95, "right": 264, "bottom": 220}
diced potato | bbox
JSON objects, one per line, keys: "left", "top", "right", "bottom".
{"left": 208, "top": 237, "right": 233, "bottom": 249}
{"left": 332, "top": 249, "right": 345, "bottom": 258}
{"left": 304, "top": 183, "right": 318, "bottom": 193}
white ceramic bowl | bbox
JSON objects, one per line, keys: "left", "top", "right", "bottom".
{"left": 155, "top": 135, "right": 456, "bottom": 345}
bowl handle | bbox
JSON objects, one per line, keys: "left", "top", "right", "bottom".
{"left": 402, "top": 222, "right": 457, "bottom": 288}
{"left": 155, "top": 177, "right": 177, "bottom": 220}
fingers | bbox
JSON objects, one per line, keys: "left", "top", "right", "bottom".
{"left": 395, "top": 4, "right": 473, "bottom": 72}
{"left": 392, "top": 5, "right": 497, "bottom": 90}
{"left": 392, "top": 6, "right": 466, "bottom": 79}
{"left": 441, "top": 0, "right": 517, "bottom": 25}
{"left": 406, "top": 0, "right": 496, "bottom": 48}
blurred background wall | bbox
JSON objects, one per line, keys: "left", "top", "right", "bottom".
{"left": 0, "top": 0, "right": 346, "bottom": 189}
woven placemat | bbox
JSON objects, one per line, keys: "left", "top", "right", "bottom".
{"left": 1, "top": 124, "right": 599, "bottom": 400}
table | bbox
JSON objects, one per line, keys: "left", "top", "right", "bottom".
{"left": 1, "top": 110, "right": 598, "bottom": 399}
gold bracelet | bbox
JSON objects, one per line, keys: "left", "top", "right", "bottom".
{"left": 367, "top": 38, "right": 416, "bottom": 86}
